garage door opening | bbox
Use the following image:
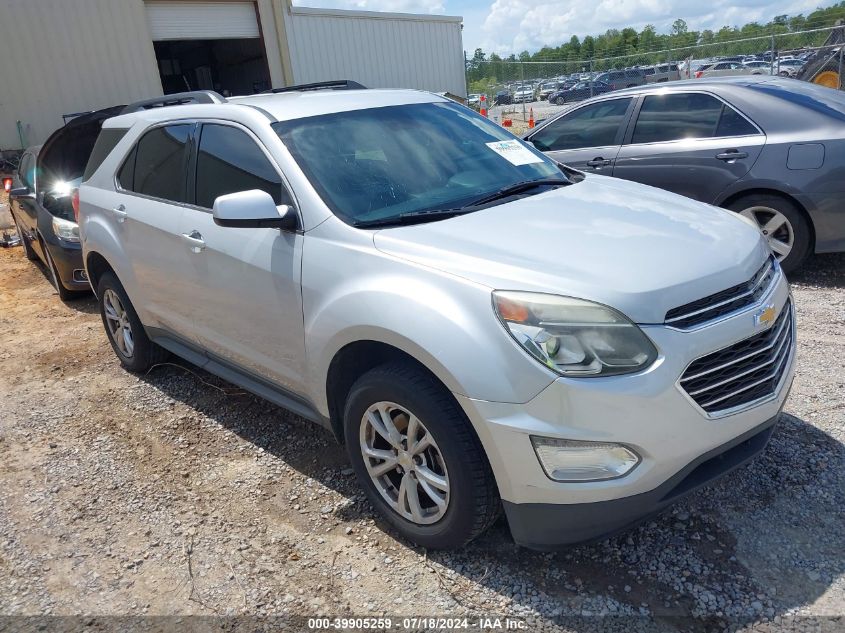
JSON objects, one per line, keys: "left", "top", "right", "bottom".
{"left": 154, "top": 39, "right": 270, "bottom": 96}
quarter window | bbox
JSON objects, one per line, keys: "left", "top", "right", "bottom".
{"left": 195, "top": 124, "right": 289, "bottom": 209}
{"left": 631, "top": 93, "right": 757, "bottom": 144}
{"left": 529, "top": 98, "right": 632, "bottom": 152}
{"left": 123, "top": 124, "right": 191, "bottom": 202}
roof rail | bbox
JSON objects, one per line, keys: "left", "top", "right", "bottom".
{"left": 121, "top": 91, "right": 227, "bottom": 114}
{"left": 263, "top": 80, "right": 367, "bottom": 94}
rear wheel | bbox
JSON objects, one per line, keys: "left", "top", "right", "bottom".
{"left": 726, "top": 194, "right": 811, "bottom": 274}
{"left": 97, "top": 271, "right": 169, "bottom": 372}
{"left": 343, "top": 362, "right": 500, "bottom": 549}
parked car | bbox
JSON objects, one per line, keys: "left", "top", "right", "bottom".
{"left": 775, "top": 59, "right": 805, "bottom": 77}
{"left": 593, "top": 68, "right": 646, "bottom": 90}
{"left": 548, "top": 81, "right": 612, "bottom": 104}
{"left": 524, "top": 76, "right": 845, "bottom": 272}
{"left": 9, "top": 106, "right": 124, "bottom": 299}
{"left": 744, "top": 60, "right": 772, "bottom": 71}
{"left": 512, "top": 85, "right": 535, "bottom": 103}
{"left": 494, "top": 90, "right": 512, "bottom": 105}
{"left": 80, "top": 84, "right": 795, "bottom": 550}
{"left": 645, "top": 63, "right": 681, "bottom": 83}
{"left": 467, "top": 94, "right": 482, "bottom": 107}
{"left": 694, "top": 61, "right": 768, "bottom": 79}
{"left": 536, "top": 82, "right": 560, "bottom": 101}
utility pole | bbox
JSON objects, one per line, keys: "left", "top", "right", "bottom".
{"left": 770, "top": 34, "right": 776, "bottom": 75}
{"left": 589, "top": 58, "right": 594, "bottom": 97}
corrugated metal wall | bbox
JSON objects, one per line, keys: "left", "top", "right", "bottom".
{"left": 284, "top": 7, "right": 465, "bottom": 97}
{"left": 0, "top": 0, "right": 162, "bottom": 150}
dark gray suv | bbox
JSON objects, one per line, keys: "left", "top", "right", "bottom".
{"left": 524, "top": 77, "right": 845, "bottom": 272}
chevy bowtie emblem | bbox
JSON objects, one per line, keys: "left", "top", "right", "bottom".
{"left": 754, "top": 304, "right": 777, "bottom": 327}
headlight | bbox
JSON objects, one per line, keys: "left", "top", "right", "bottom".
{"left": 493, "top": 291, "right": 657, "bottom": 377}
{"left": 52, "top": 216, "right": 80, "bottom": 243}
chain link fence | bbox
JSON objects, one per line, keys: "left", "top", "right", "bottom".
{"left": 467, "top": 24, "right": 845, "bottom": 135}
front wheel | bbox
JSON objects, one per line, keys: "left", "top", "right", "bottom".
{"left": 727, "top": 194, "right": 811, "bottom": 274}
{"left": 97, "top": 271, "right": 168, "bottom": 372}
{"left": 14, "top": 218, "right": 37, "bottom": 261}
{"left": 343, "top": 362, "right": 500, "bottom": 549}
{"left": 42, "top": 240, "right": 80, "bottom": 301}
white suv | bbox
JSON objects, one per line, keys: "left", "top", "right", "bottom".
{"left": 79, "top": 84, "right": 796, "bottom": 550}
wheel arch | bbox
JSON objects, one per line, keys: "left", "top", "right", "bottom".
{"left": 324, "top": 338, "right": 465, "bottom": 444}
{"left": 85, "top": 251, "right": 117, "bottom": 297}
{"left": 717, "top": 187, "right": 816, "bottom": 250}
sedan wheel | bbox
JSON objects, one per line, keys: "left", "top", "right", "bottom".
{"left": 103, "top": 288, "right": 135, "bottom": 358}
{"left": 738, "top": 205, "right": 794, "bottom": 261}
{"left": 360, "top": 401, "right": 450, "bottom": 525}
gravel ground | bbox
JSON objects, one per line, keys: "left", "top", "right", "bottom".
{"left": 0, "top": 244, "right": 843, "bottom": 633}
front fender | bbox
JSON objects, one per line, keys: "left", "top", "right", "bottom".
{"left": 301, "top": 223, "right": 557, "bottom": 417}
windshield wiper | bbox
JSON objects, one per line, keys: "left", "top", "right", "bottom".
{"left": 466, "top": 178, "right": 571, "bottom": 207}
{"left": 352, "top": 178, "right": 571, "bottom": 229}
{"left": 353, "top": 207, "right": 474, "bottom": 229}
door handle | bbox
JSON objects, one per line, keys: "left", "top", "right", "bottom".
{"left": 182, "top": 230, "right": 205, "bottom": 253}
{"left": 585, "top": 157, "right": 612, "bottom": 168}
{"left": 715, "top": 150, "right": 749, "bottom": 161}
{"left": 113, "top": 204, "right": 128, "bottom": 223}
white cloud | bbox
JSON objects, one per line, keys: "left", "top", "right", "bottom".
{"left": 478, "top": 0, "right": 834, "bottom": 54}
{"left": 294, "top": 0, "right": 445, "bottom": 14}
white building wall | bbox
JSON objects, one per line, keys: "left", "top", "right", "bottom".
{"left": 0, "top": 0, "right": 163, "bottom": 149}
{"left": 284, "top": 6, "right": 465, "bottom": 97}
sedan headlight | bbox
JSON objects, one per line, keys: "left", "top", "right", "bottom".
{"left": 493, "top": 291, "right": 657, "bottom": 377}
{"left": 52, "top": 216, "right": 80, "bottom": 243}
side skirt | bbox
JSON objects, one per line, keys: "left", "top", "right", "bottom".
{"left": 146, "top": 327, "right": 332, "bottom": 433}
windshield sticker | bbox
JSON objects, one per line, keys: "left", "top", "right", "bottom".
{"left": 485, "top": 140, "right": 544, "bottom": 166}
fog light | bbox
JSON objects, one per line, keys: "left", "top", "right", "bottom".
{"left": 531, "top": 436, "right": 640, "bottom": 482}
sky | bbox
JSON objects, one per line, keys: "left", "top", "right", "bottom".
{"left": 292, "top": 0, "right": 840, "bottom": 55}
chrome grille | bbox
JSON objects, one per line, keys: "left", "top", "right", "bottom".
{"left": 665, "top": 257, "right": 777, "bottom": 329}
{"left": 680, "top": 300, "right": 793, "bottom": 415}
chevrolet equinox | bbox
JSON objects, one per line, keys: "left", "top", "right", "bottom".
{"left": 79, "top": 84, "right": 796, "bottom": 550}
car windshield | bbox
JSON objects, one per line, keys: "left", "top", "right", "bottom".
{"left": 273, "top": 101, "right": 561, "bottom": 226}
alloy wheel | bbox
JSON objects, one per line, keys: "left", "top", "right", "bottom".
{"left": 739, "top": 205, "right": 794, "bottom": 261}
{"left": 359, "top": 401, "right": 450, "bottom": 525}
{"left": 103, "top": 288, "right": 135, "bottom": 358}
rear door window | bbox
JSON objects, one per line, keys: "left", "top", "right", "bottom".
{"left": 125, "top": 124, "right": 191, "bottom": 202}
{"left": 630, "top": 93, "right": 757, "bottom": 144}
{"left": 529, "top": 98, "right": 633, "bottom": 151}
{"left": 194, "top": 124, "right": 290, "bottom": 209}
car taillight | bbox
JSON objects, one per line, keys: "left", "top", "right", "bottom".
{"left": 71, "top": 188, "right": 80, "bottom": 222}
{"left": 2, "top": 177, "right": 11, "bottom": 193}
{"left": 695, "top": 71, "right": 703, "bottom": 79}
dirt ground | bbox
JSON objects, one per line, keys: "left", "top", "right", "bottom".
{"left": 0, "top": 244, "right": 843, "bottom": 633}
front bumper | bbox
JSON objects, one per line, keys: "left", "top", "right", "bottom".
{"left": 503, "top": 414, "right": 780, "bottom": 549}
{"left": 456, "top": 272, "right": 795, "bottom": 548}
{"left": 45, "top": 239, "right": 89, "bottom": 291}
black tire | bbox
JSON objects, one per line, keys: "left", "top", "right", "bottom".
{"left": 14, "top": 217, "right": 37, "bottom": 261}
{"left": 726, "top": 193, "right": 812, "bottom": 274}
{"left": 97, "top": 271, "right": 169, "bottom": 372}
{"left": 343, "top": 361, "right": 500, "bottom": 549}
{"left": 41, "top": 239, "right": 80, "bottom": 301}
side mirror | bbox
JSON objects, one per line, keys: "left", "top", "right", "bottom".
{"left": 212, "top": 189, "right": 298, "bottom": 231}
{"left": 9, "top": 186, "right": 32, "bottom": 198}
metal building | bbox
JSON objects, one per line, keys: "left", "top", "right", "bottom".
{"left": 0, "top": 0, "right": 465, "bottom": 149}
